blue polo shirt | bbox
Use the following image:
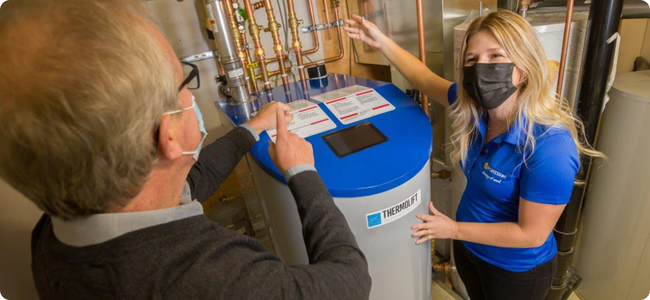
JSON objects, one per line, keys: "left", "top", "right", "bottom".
{"left": 448, "top": 83, "right": 580, "bottom": 272}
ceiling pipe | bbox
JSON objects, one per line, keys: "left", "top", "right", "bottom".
{"left": 525, "top": 0, "right": 646, "bottom": 19}
{"left": 555, "top": 0, "right": 574, "bottom": 97}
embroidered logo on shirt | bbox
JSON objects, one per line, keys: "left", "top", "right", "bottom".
{"left": 482, "top": 162, "right": 507, "bottom": 184}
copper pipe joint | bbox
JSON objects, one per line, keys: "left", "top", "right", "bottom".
{"left": 243, "top": 0, "right": 271, "bottom": 90}
{"left": 262, "top": 0, "right": 289, "bottom": 85}
{"left": 223, "top": 0, "right": 253, "bottom": 93}
{"left": 287, "top": 0, "right": 306, "bottom": 81}
{"left": 267, "top": 0, "right": 318, "bottom": 63}
{"left": 305, "top": 0, "right": 343, "bottom": 67}
{"left": 253, "top": 1, "right": 264, "bottom": 10}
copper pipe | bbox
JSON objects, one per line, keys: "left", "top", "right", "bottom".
{"left": 235, "top": 5, "right": 257, "bottom": 91}
{"left": 556, "top": 0, "right": 574, "bottom": 97}
{"left": 302, "top": 0, "right": 320, "bottom": 55}
{"left": 265, "top": 54, "right": 288, "bottom": 63}
{"left": 205, "top": 5, "right": 227, "bottom": 76}
{"left": 262, "top": 0, "right": 289, "bottom": 85}
{"left": 267, "top": 0, "right": 319, "bottom": 63}
{"left": 239, "top": 30, "right": 252, "bottom": 59}
{"left": 323, "top": 0, "right": 330, "bottom": 39}
{"left": 286, "top": 0, "right": 306, "bottom": 81}
{"left": 431, "top": 169, "right": 452, "bottom": 180}
{"left": 256, "top": 68, "right": 283, "bottom": 82}
{"left": 519, "top": 0, "right": 531, "bottom": 17}
{"left": 243, "top": 0, "right": 272, "bottom": 90}
{"left": 217, "top": 60, "right": 226, "bottom": 76}
{"left": 237, "top": 22, "right": 258, "bottom": 92}
{"left": 234, "top": 0, "right": 253, "bottom": 61}
{"left": 416, "top": 0, "right": 429, "bottom": 118}
{"left": 304, "top": 1, "right": 343, "bottom": 67}
{"left": 223, "top": 0, "right": 253, "bottom": 93}
{"left": 253, "top": 1, "right": 265, "bottom": 10}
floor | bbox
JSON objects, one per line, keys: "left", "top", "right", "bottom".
{"left": 432, "top": 280, "right": 583, "bottom": 300}
{"left": 432, "top": 280, "right": 463, "bottom": 300}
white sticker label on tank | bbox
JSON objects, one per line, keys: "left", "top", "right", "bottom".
{"left": 321, "top": 88, "right": 395, "bottom": 125}
{"left": 366, "top": 190, "right": 421, "bottom": 229}
{"left": 265, "top": 99, "right": 336, "bottom": 143}
{"left": 228, "top": 68, "right": 244, "bottom": 78}
{"left": 310, "top": 85, "right": 370, "bottom": 103}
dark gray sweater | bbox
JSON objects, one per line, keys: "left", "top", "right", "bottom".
{"left": 31, "top": 126, "right": 371, "bottom": 300}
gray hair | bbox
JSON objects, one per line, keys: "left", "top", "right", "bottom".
{"left": 0, "top": 0, "right": 179, "bottom": 219}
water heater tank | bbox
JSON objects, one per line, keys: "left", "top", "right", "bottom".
{"left": 215, "top": 74, "right": 433, "bottom": 300}
{"left": 574, "top": 70, "right": 650, "bottom": 300}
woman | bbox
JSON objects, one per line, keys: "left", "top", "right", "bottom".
{"left": 344, "top": 11, "right": 602, "bottom": 300}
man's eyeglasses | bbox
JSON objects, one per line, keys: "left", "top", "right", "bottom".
{"left": 153, "top": 62, "right": 200, "bottom": 153}
{"left": 179, "top": 62, "right": 200, "bottom": 91}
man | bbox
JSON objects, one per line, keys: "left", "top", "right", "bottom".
{"left": 0, "top": 0, "right": 371, "bottom": 299}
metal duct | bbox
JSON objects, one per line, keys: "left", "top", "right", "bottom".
{"left": 525, "top": 0, "right": 649, "bottom": 19}
{"left": 621, "top": 1, "right": 650, "bottom": 19}
{"left": 525, "top": 11, "right": 589, "bottom": 110}
{"left": 205, "top": 0, "right": 252, "bottom": 104}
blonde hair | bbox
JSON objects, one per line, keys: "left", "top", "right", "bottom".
{"left": 449, "top": 10, "right": 604, "bottom": 169}
{"left": 0, "top": 0, "right": 178, "bottom": 219}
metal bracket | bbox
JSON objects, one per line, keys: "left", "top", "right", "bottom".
{"left": 180, "top": 50, "right": 217, "bottom": 63}
{"left": 301, "top": 19, "right": 345, "bottom": 33}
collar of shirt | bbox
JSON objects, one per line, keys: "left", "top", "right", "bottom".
{"left": 51, "top": 181, "right": 204, "bottom": 247}
{"left": 476, "top": 113, "right": 529, "bottom": 147}
{"left": 462, "top": 114, "right": 532, "bottom": 172}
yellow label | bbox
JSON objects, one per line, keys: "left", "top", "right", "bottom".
{"left": 246, "top": 62, "right": 259, "bottom": 68}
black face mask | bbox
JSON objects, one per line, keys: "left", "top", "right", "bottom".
{"left": 463, "top": 63, "right": 518, "bottom": 110}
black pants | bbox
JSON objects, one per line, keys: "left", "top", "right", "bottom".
{"left": 453, "top": 240, "right": 557, "bottom": 300}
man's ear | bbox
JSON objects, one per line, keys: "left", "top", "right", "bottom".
{"left": 157, "top": 114, "right": 183, "bottom": 160}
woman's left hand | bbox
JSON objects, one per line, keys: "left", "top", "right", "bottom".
{"left": 411, "top": 202, "right": 459, "bottom": 245}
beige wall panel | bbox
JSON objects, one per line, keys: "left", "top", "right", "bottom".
{"left": 617, "top": 19, "right": 647, "bottom": 75}
{"left": 641, "top": 19, "right": 650, "bottom": 62}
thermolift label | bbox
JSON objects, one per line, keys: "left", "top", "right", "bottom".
{"left": 366, "top": 190, "right": 421, "bottom": 229}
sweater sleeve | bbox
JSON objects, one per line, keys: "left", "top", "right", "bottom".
{"left": 186, "top": 126, "right": 257, "bottom": 202}
{"left": 216, "top": 171, "right": 371, "bottom": 300}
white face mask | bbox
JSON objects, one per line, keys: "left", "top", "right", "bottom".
{"left": 163, "top": 95, "right": 207, "bottom": 161}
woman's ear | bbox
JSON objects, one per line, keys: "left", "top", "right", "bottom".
{"left": 157, "top": 114, "right": 183, "bottom": 161}
{"left": 514, "top": 66, "right": 527, "bottom": 87}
